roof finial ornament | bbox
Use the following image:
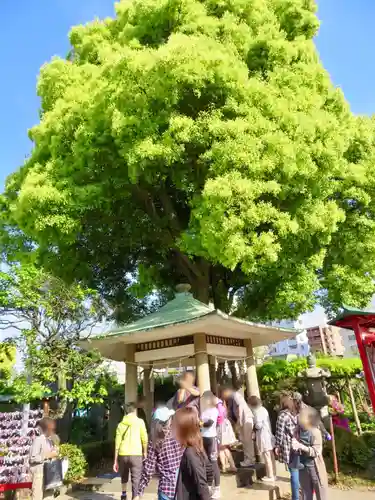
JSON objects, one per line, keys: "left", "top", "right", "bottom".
{"left": 176, "top": 283, "right": 191, "bottom": 294}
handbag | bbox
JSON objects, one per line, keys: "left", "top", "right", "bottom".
{"left": 43, "top": 458, "right": 63, "bottom": 490}
{"left": 62, "top": 458, "right": 69, "bottom": 479}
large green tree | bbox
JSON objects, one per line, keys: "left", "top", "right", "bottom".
{"left": 0, "top": 264, "right": 110, "bottom": 415}
{"left": 2, "top": 0, "right": 375, "bottom": 320}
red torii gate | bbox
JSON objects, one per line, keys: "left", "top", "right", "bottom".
{"left": 330, "top": 305, "right": 375, "bottom": 412}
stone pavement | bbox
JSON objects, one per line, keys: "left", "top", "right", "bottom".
{"left": 56, "top": 464, "right": 375, "bottom": 500}
{"left": 60, "top": 475, "right": 284, "bottom": 500}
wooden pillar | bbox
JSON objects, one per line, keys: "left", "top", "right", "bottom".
{"left": 245, "top": 339, "right": 260, "bottom": 398}
{"left": 143, "top": 368, "right": 154, "bottom": 424}
{"left": 209, "top": 356, "right": 218, "bottom": 394}
{"left": 194, "top": 333, "right": 210, "bottom": 393}
{"left": 125, "top": 344, "right": 138, "bottom": 404}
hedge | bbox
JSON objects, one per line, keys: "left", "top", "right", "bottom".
{"left": 325, "top": 428, "right": 375, "bottom": 470}
{"left": 81, "top": 440, "right": 114, "bottom": 470}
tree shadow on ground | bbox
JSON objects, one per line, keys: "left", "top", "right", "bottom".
{"left": 69, "top": 493, "right": 117, "bottom": 500}
{"left": 235, "top": 481, "right": 283, "bottom": 500}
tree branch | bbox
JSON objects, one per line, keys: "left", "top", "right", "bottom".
{"left": 174, "top": 250, "right": 203, "bottom": 279}
{"left": 0, "top": 324, "right": 24, "bottom": 332}
{"left": 158, "top": 189, "right": 182, "bottom": 233}
{"left": 134, "top": 185, "right": 204, "bottom": 281}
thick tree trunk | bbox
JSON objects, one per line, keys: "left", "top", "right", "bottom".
{"left": 50, "top": 370, "right": 68, "bottom": 420}
{"left": 57, "top": 402, "right": 72, "bottom": 443}
{"left": 213, "top": 288, "right": 233, "bottom": 313}
{"left": 193, "top": 282, "right": 210, "bottom": 304}
{"left": 186, "top": 261, "right": 238, "bottom": 315}
{"left": 191, "top": 263, "right": 210, "bottom": 304}
{"left": 189, "top": 264, "right": 233, "bottom": 312}
{"left": 211, "top": 266, "right": 233, "bottom": 313}
{"left": 50, "top": 398, "right": 68, "bottom": 420}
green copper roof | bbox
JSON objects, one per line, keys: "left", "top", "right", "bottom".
{"left": 100, "top": 291, "right": 215, "bottom": 339}
{"left": 329, "top": 304, "right": 375, "bottom": 325}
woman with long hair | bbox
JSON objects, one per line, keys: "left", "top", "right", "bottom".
{"left": 173, "top": 407, "right": 211, "bottom": 500}
{"left": 292, "top": 407, "right": 328, "bottom": 500}
{"left": 138, "top": 407, "right": 183, "bottom": 500}
{"left": 275, "top": 395, "right": 298, "bottom": 500}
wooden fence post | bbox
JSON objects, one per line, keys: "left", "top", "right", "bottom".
{"left": 348, "top": 379, "right": 362, "bottom": 435}
{"left": 329, "top": 415, "right": 339, "bottom": 482}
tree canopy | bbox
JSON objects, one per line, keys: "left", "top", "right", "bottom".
{"left": 0, "top": 263, "right": 110, "bottom": 414}
{"left": 3, "top": 0, "right": 375, "bottom": 321}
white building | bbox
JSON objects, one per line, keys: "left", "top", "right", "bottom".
{"left": 340, "top": 328, "right": 359, "bottom": 358}
{"left": 268, "top": 318, "right": 310, "bottom": 359}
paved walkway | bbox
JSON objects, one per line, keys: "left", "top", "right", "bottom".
{"left": 59, "top": 481, "right": 375, "bottom": 500}
{"left": 57, "top": 464, "right": 375, "bottom": 500}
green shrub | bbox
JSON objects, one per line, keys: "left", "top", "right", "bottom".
{"left": 59, "top": 443, "right": 87, "bottom": 483}
{"left": 81, "top": 440, "right": 114, "bottom": 470}
{"left": 362, "top": 431, "right": 375, "bottom": 450}
{"left": 257, "top": 357, "right": 363, "bottom": 401}
{"left": 359, "top": 421, "right": 375, "bottom": 432}
{"left": 351, "top": 437, "right": 373, "bottom": 469}
{"left": 357, "top": 411, "right": 374, "bottom": 423}
{"left": 326, "top": 428, "right": 374, "bottom": 470}
{"left": 70, "top": 416, "right": 98, "bottom": 446}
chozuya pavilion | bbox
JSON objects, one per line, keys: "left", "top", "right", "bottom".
{"left": 81, "top": 284, "right": 296, "bottom": 413}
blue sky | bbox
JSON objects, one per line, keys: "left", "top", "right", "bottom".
{"left": 1, "top": 0, "right": 115, "bottom": 188}
{"left": 1, "top": 0, "right": 374, "bottom": 189}
{"left": 316, "top": 0, "right": 375, "bottom": 115}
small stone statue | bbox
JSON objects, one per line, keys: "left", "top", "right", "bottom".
{"left": 298, "top": 354, "right": 331, "bottom": 427}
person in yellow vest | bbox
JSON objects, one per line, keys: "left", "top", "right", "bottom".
{"left": 114, "top": 402, "right": 148, "bottom": 500}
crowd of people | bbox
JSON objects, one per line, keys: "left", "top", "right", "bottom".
{"left": 110, "top": 371, "right": 329, "bottom": 500}
{"left": 27, "top": 371, "right": 330, "bottom": 500}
